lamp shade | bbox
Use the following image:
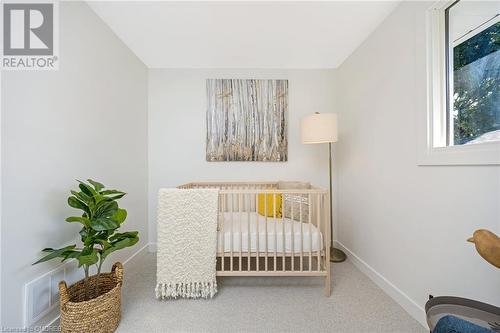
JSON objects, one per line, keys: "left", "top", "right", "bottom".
{"left": 301, "top": 113, "right": 338, "bottom": 144}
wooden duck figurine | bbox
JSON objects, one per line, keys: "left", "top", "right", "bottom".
{"left": 467, "top": 229, "right": 500, "bottom": 269}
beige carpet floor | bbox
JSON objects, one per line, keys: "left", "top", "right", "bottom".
{"left": 114, "top": 251, "right": 426, "bottom": 333}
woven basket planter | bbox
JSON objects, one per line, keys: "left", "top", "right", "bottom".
{"left": 58, "top": 262, "right": 123, "bottom": 333}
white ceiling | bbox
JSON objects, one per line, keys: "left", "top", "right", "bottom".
{"left": 88, "top": 1, "right": 399, "bottom": 69}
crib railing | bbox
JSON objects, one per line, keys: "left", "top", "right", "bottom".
{"left": 178, "top": 182, "right": 331, "bottom": 296}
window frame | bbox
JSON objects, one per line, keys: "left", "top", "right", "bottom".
{"left": 418, "top": 0, "right": 500, "bottom": 165}
{"left": 444, "top": 0, "right": 457, "bottom": 146}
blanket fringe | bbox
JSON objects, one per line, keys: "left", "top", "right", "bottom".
{"left": 155, "top": 281, "right": 218, "bottom": 299}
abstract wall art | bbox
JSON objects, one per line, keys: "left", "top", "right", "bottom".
{"left": 206, "top": 79, "right": 288, "bottom": 162}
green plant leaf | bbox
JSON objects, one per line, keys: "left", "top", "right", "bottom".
{"left": 87, "top": 179, "right": 105, "bottom": 192}
{"left": 61, "top": 250, "right": 81, "bottom": 262}
{"left": 70, "top": 190, "right": 91, "bottom": 204}
{"left": 83, "top": 231, "right": 108, "bottom": 247}
{"left": 109, "top": 231, "right": 138, "bottom": 242}
{"left": 100, "top": 190, "right": 125, "bottom": 196}
{"left": 101, "top": 235, "right": 139, "bottom": 260}
{"left": 65, "top": 216, "right": 91, "bottom": 227}
{"left": 77, "top": 248, "right": 98, "bottom": 267}
{"left": 83, "top": 235, "right": 95, "bottom": 247}
{"left": 71, "top": 192, "right": 95, "bottom": 214}
{"left": 100, "top": 189, "right": 126, "bottom": 200}
{"left": 94, "top": 200, "right": 118, "bottom": 219}
{"left": 79, "top": 228, "right": 89, "bottom": 242}
{"left": 90, "top": 217, "right": 119, "bottom": 231}
{"left": 96, "top": 239, "right": 111, "bottom": 248}
{"left": 112, "top": 208, "right": 127, "bottom": 224}
{"left": 33, "top": 245, "right": 77, "bottom": 265}
{"left": 67, "top": 196, "right": 90, "bottom": 214}
{"left": 78, "top": 181, "right": 97, "bottom": 197}
{"left": 109, "top": 193, "right": 126, "bottom": 200}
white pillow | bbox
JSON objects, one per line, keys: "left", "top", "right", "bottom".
{"left": 277, "top": 181, "right": 311, "bottom": 222}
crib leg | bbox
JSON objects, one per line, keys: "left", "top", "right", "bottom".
{"left": 324, "top": 276, "right": 331, "bottom": 296}
{"left": 324, "top": 267, "right": 331, "bottom": 297}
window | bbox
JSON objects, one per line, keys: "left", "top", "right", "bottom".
{"left": 445, "top": 1, "right": 500, "bottom": 146}
{"left": 420, "top": 1, "right": 500, "bottom": 165}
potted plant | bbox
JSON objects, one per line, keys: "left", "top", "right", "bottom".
{"left": 34, "top": 179, "right": 139, "bottom": 333}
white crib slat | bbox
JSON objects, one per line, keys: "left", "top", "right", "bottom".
{"left": 264, "top": 192, "right": 268, "bottom": 271}
{"left": 247, "top": 193, "right": 251, "bottom": 271}
{"left": 309, "top": 194, "right": 312, "bottom": 272}
{"left": 255, "top": 193, "right": 259, "bottom": 272}
{"left": 273, "top": 193, "right": 277, "bottom": 272}
{"left": 298, "top": 196, "right": 304, "bottom": 272}
{"left": 291, "top": 195, "right": 295, "bottom": 271}
{"left": 282, "top": 195, "right": 286, "bottom": 272}
{"left": 230, "top": 193, "right": 234, "bottom": 272}
{"left": 307, "top": 194, "right": 313, "bottom": 272}
{"left": 221, "top": 194, "right": 225, "bottom": 272}
{"left": 317, "top": 194, "right": 321, "bottom": 271}
{"left": 239, "top": 192, "right": 242, "bottom": 271}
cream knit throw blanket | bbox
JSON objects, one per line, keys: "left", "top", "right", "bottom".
{"left": 156, "top": 188, "right": 219, "bottom": 299}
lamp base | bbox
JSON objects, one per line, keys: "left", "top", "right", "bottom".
{"left": 330, "top": 247, "right": 346, "bottom": 263}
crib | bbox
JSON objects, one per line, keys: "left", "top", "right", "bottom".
{"left": 178, "top": 181, "right": 331, "bottom": 296}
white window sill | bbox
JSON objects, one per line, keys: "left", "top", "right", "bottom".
{"left": 418, "top": 141, "right": 500, "bottom": 166}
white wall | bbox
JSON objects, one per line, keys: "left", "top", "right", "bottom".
{"left": 1, "top": 2, "right": 148, "bottom": 327}
{"left": 148, "top": 69, "right": 337, "bottom": 243}
{"left": 335, "top": 1, "right": 500, "bottom": 326}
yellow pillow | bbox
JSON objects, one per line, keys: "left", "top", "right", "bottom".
{"left": 257, "top": 193, "right": 282, "bottom": 218}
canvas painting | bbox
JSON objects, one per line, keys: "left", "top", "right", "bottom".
{"left": 206, "top": 79, "right": 288, "bottom": 161}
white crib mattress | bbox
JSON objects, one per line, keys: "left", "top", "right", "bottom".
{"left": 217, "top": 212, "right": 324, "bottom": 253}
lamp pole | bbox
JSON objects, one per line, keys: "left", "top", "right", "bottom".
{"left": 329, "top": 142, "right": 346, "bottom": 262}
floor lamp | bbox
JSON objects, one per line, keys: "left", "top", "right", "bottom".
{"left": 300, "top": 112, "right": 346, "bottom": 263}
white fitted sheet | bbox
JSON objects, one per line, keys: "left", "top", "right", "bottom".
{"left": 217, "top": 212, "right": 324, "bottom": 253}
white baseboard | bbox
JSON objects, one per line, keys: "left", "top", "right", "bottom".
{"left": 122, "top": 243, "right": 150, "bottom": 265}
{"left": 39, "top": 242, "right": 150, "bottom": 330}
{"left": 334, "top": 241, "right": 427, "bottom": 329}
{"left": 148, "top": 242, "right": 157, "bottom": 253}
